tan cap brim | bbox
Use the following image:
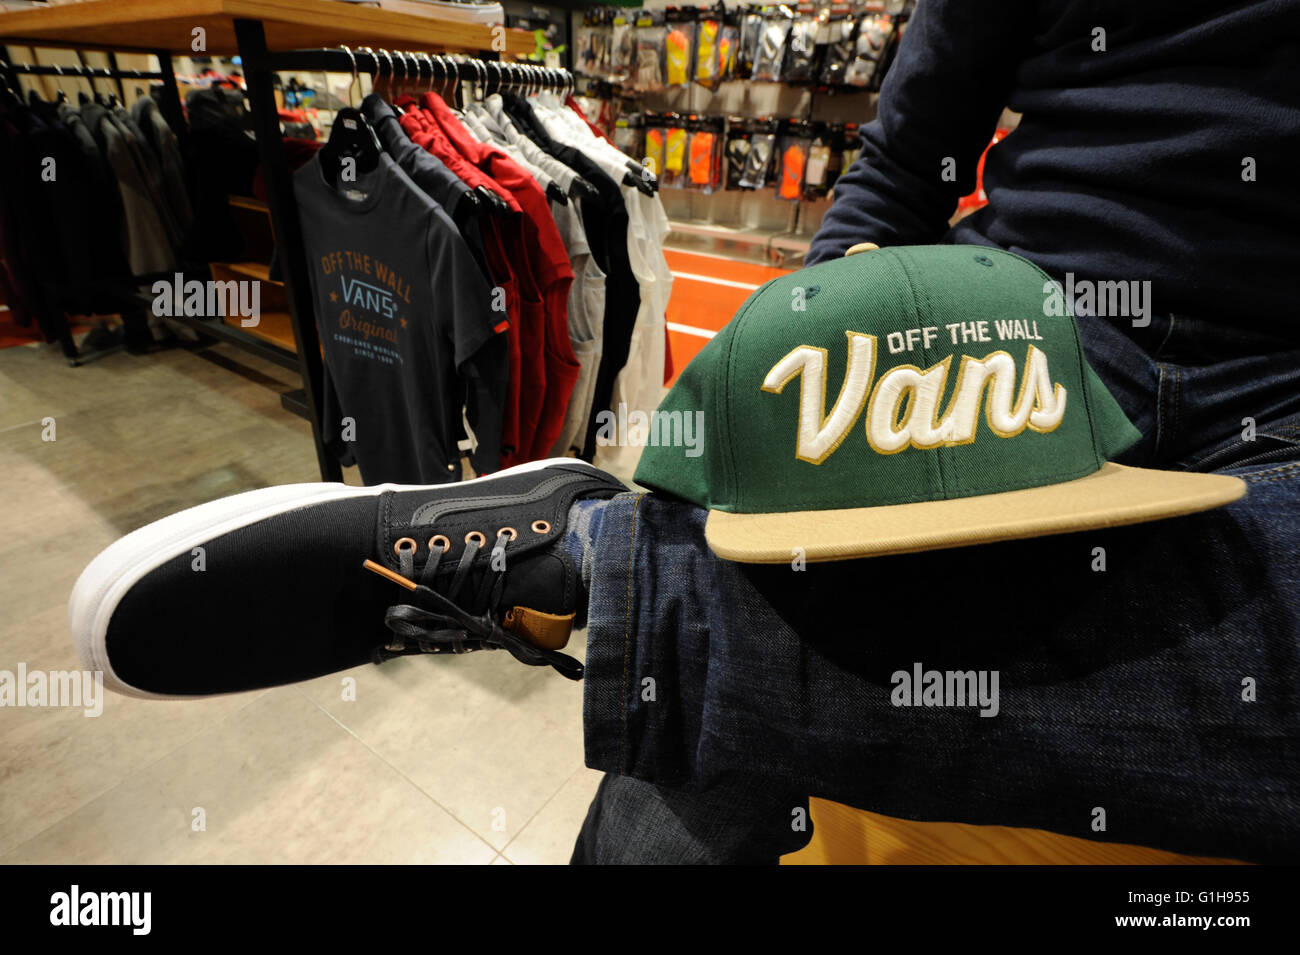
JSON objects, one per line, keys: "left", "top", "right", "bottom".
{"left": 705, "top": 462, "right": 1246, "bottom": 563}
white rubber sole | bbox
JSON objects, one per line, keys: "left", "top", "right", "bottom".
{"left": 68, "top": 458, "right": 598, "bottom": 699}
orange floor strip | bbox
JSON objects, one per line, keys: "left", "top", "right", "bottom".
{"left": 664, "top": 249, "right": 793, "bottom": 385}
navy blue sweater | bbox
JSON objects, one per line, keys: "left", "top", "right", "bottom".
{"left": 807, "top": 0, "right": 1300, "bottom": 339}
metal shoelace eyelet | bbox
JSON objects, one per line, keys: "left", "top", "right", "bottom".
{"left": 393, "top": 537, "right": 417, "bottom": 557}
{"left": 496, "top": 526, "right": 518, "bottom": 541}
{"left": 465, "top": 530, "right": 486, "bottom": 547}
{"left": 428, "top": 534, "right": 450, "bottom": 552}
{"left": 531, "top": 520, "right": 551, "bottom": 534}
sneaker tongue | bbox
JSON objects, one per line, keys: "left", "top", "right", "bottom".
{"left": 380, "top": 469, "right": 582, "bottom": 538}
{"left": 375, "top": 490, "right": 580, "bottom": 620}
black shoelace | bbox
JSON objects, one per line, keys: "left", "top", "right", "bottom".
{"left": 364, "top": 531, "right": 584, "bottom": 680}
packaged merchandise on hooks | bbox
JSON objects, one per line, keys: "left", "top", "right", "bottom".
{"left": 571, "top": 2, "right": 916, "bottom": 214}
{"left": 613, "top": 109, "right": 854, "bottom": 195}
{"left": 750, "top": 8, "right": 793, "bottom": 82}
{"left": 575, "top": 1, "right": 915, "bottom": 93}
{"left": 664, "top": 8, "right": 697, "bottom": 87}
{"left": 635, "top": 10, "right": 668, "bottom": 91}
{"left": 736, "top": 116, "right": 778, "bottom": 188}
{"left": 775, "top": 119, "right": 812, "bottom": 200}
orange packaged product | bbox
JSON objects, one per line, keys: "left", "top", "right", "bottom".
{"left": 689, "top": 130, "right": 716, "bottom": 185}
{"left": 779, "top": 143, "right": 806, "bottom": 200}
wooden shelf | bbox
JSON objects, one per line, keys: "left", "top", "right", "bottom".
{"left": 0, "top": 0, "right": 534, "bottom": 56}
{"left": 223, "top": 310, "right": 297, "bottom": 352}
{"left": 219, "top": 260, "right": 281, "bottom": 285}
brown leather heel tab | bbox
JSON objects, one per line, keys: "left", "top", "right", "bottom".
{"left": 503, "top": 607, "right": 575, "bottom": 651}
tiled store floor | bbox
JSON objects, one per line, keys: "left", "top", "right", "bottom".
{"left": 0, "top": 336, "right": 603, "bottom": 864}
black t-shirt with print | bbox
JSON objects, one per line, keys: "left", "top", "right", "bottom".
{"left": 294, "top": 152, "right": 505, "bottom": 485}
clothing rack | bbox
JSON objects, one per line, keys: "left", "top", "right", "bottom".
{"left": 0, "top": 56, "right": 168, "bottom": 127}
{"left": 0, "top": 0, "right": 535, "bottom": 475}
{"left": 0, "top": 47, "right": 188, "bottom": 364}
{"left": 232, "top": 42, "right": 574, "bottom": 481}
{"left": 0, "top": 46, "right": 184, "bottom": 136}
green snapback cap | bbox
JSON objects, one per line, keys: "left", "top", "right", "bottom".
{"left": 634, "top": 244, "right": 1245, "bottom": 563}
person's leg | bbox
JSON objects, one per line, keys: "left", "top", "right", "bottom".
{"left": 579, "top": 472, "right": 1298, "bottom": 863}
{"left": 570, "top": 774, "right": 811, "bottom": 864}
{"left": 577, "top": 308, "right": 1300, "bottom": 862}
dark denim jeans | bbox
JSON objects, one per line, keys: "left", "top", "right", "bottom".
{"left": 575, "top": 313, "right": 1300, "bottom": 864}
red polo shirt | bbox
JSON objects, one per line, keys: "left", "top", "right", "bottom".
{"left": 398, "top": 98, "right": 528, "bottom": 469}
{"left": 423, "top": 94, "right": 580, "bottom": 463}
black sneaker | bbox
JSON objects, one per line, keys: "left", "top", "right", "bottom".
{"left": 70, "top": 459, "right": 627, "bottom": 698}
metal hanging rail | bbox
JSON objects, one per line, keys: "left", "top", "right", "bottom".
{"left": 0, "top": 61, "right": 165, "bottom": 80}
{"left": 0, "top": 42, "right": 186, "bottom": 146}
{"left": 249, "top": 46, "right": 573, "bottom": 95}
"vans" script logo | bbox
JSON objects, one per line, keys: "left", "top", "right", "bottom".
{"left": 761, "top": 332, "right": 1067, "bottom": 464}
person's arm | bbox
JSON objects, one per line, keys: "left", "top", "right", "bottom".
{"left": 807, "top": 0, "right": 1032, "bottom": 264}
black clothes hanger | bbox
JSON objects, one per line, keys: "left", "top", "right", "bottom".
{"left": 435, "top": 54, "right": 455, "bottom": 106}
{"left": 569, "top": 178, "right": 598, "bottom": 202}
{"left": 470, "top": 59, "right": 486, "bottom": 105}
{"left": 47, "top": 64, "right": 68, "bottom": 105}
{"left": 376, "top": 49, "right": 394, "bottom": 99}
{"left": 475, "top": 184, "right": 511, "bottom": 217}
{"left": 623, "top": 169, "right": 655, "bottom": 196}
{"left": 420, "top": 52, "right": 437, "bottom": 100}
{"left": 0, "top": 59, "right": 19, "bottom": 108}
{"left": 424, "top": 53, "right": 438, "bottom": 100}
{"left": 450, "top": 57, "right": 464, "bottom": 111}
{"left": 626, "top": 158, "right": 657, "bottom": 194}
{"left": 319, "top": 46, "right": 382, "bottom": 188}
{"left": 396, "top": 51, "right": 415, "bottom": 99}
{"left": 320, "top": 106, "right": 382, "bottom": 187}
{"left": 451, "top": 188, "right": 481, "bottom": 229}
{"left": 386, "top": 51, "right": 402, "bottom": 100}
